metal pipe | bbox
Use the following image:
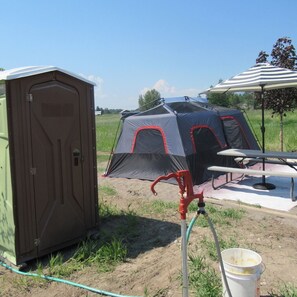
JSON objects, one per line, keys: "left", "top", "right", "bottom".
{"left": 260, "top": 84, "right": 266, "bottom": 184}
{"left": 181, "top": 219, "right": 189, "bottom": 297}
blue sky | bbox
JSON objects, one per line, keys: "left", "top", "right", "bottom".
{"left": 2, "top": 0, "right": 297, "bottom": 110}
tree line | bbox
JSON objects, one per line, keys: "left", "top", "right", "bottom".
{"left": 95, "top": 106, "right": 122, "bottom": 114}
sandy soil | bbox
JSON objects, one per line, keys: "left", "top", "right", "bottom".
{"left": 1, "top": 171, "right": 297, "bottom": 297}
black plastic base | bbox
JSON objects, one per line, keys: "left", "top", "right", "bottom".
{"left": 253, "top": 182, "right": 276, "bottom": 190}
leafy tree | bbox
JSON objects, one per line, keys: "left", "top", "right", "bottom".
{"left": 103, "top": 108, "right": 111, "bottom": 114}
{"left": 229, "top": 93, "right": 254, "bottom": 109}
{"left": 256, "top": 37, "right": 297, "bottom": 151}
{"left": 208, "top": 80, "right": 255, "bottom": 109}
{"left": 0, "top": 68, "right": 4, "bottom": 71}
{"left": 256, "top": 51, "right": 269, "bottom": 63}
{"left": 138, "top": 89, "right": 161, "bottom": 111}
{"left": 271, "top": 37, "right": 297, "bottom": 69}
{"left": 207, "top": 79, "right": 230, "bottom": 107}
{"left": 208, "top": 92, "right": 229, "bottom": 107}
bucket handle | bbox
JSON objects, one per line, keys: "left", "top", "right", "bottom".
{"left": 259, "top": 262, "right": 266, "bottom": 275}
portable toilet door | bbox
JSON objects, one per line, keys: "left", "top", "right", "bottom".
{"left": 0, "top": 67, "right": 99, "bottom": 265}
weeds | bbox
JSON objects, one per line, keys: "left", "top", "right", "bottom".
{"left": 269, "top": 282, "right": 297, "bottom": 297}
{"left": 99, "top": 200, "right": 120, "bottom": 219}
{"left": 142, "top": 199, "right": 178, "bottom": 215}
{"left": 188, "top": 254, "right": 222, "bottom": 297}
{"left": 100, "top": 185, "right": 117, "bottom": 197}
{"left": 47, "top": 252, "right": 83, "bottom": 277}
{"left": 10, "top": 275, "right": 46, "bottom": 293}
{"left": 29, "top": 198, "right": 133, "bottom": 280}
{"left": 144, "top": 287, "right": 170, "bottom": 297}
{"left": 279, "top": 283, "right": 297, "bottom": 297}
{"left": 88, "top": 238, "right": 127, "bottom": 272}
{"left": 44, "top": 238, "right": 127, "bottom": 277}
{"left": 98, "top": 185, "right": 121, "bottom": 219}
{"left": 73, "top": 239, "right": 98, "bottom": 263}
{"left": 187, "top": 206, "right": 242, "bottom": 296}
{"left": 200, "top": 235, "right": 239, "bottom": 261}
{"left": 187, "top": 203, "right": 245, "bottom": 228}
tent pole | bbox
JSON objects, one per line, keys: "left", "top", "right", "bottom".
{"left": 103, "top": 118, "right": 123, "bottom": 176}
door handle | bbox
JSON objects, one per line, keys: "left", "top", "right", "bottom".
{"left": 73, "top": 149, "right": 81, "bottom": 166}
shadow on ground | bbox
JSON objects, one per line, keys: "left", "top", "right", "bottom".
{"left": 22, "top": 214, "right": 180, "bottom": 271}
{"left": 99, "top": 214, "right": 180, "bottom": 259}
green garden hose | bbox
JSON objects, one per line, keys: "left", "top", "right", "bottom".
{"left": 1, "top": 210, "right": 232, "bottom": 297}
{"left": 0, "top": 260, "right": 141, "bottom": 297}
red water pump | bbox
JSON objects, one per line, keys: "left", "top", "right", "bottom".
{"left": 151, "top": 170, "right": 203, "bottom": 297}
{"left": 151, "top": 170, "right": 204, "bottom": 220}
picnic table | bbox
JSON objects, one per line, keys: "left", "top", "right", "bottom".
{"left": 207, "top": 148, "right": 297, "bottom": 201}
{"left": 217, "top": 148, "right": 297, "bottom": 162}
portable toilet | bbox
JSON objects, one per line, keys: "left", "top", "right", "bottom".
{"left": 0, "top": 66, "right": 99, "bottom": 265}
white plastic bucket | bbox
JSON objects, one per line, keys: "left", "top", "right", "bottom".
{"left": 220, "top": 248, "right": 263, "bottom": 297}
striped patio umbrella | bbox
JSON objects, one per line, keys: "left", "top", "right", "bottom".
{"left": 206, "top": 62, "right": 297, "bottom": 92}
{"left": 204, "top": 63, "right": 297, "bottom": 190}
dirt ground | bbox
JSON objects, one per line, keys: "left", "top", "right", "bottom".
{"left": 1, "top": 172, "right": 297, "bottom": 297}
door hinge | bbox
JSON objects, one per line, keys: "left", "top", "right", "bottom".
{"left": 30, "top": 168, "right": 36, "bottom": 175}
{"left": 34, "top": 238, "right": 40, "bottom": 247}
{"left": 26, "top": 93, "right": 33, "bottom": 102}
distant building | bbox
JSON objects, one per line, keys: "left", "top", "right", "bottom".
{"left": 95, "top": 111, "right": 102, "bottom": 116}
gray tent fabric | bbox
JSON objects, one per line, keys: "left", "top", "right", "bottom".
{"left": 105, "top": 101, "right": 259, "bottom": 185}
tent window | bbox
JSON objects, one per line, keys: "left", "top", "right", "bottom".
{"left": 190, "top": 127, "right": 233, "bottom": 185}
{"left": 132, "top": 127, "right": 167, "bottom": 154}
{"left": 221, "top": 117, "right": 249, "bottom": 149}
{"left": 191, "top": 127, "right": 223, "bottom": 182}
{"left": 192, "top": 127, "right": 222, "bottom": 153}
{"left": 167, "top": 102, "right": 206, "bottom": 113}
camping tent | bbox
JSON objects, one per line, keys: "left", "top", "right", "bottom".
{"left": 104, "top": 99, "right": 259, "bottom": 185}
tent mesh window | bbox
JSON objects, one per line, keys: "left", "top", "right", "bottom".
{"left": 221, "top": 117, "right": 249, "bottom": 149}
{"left": 167, "top": 102, "right": 206, "bottom": 113}
{"left": 191, "top": 127, "right": 224, "bottom": 183}
{"left": 133, "top": 128, "right": 167, "bottom": 154}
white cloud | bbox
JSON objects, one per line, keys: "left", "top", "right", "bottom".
{"left": 82, "top": 74, "right": 108, "bottom": 108}
{"left": 82, "top": 74, "right": 135, "bottom": 109}
{"left": 140, "top": 79, "right": 202, "bottom": 99}
{"left": 141, "top": 79, "right": 176, "bottom": 96}
{"left": 154, "top": 79, "right": 176, "bottom": 94}
{"left": 86, "top": 75, "right": 106, "bottom": 99}
{"left": 79, "top": 75, "right": 206, "bottom": 110}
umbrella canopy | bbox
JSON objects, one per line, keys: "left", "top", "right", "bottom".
{"left": 204, "top": 62, "right": 297, "bottom": 190}
{"left": 205, "top": 62, "right": 297, "bottom": 93}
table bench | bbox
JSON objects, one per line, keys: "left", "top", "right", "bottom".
{"left": 234, "top": 157, "right": 297, "bottom": 167}
{"left": 217, "top": 148, "right": 297, "bottom": 160}
{"left": 207, "top": 165, "right": 297, "bottom": 201}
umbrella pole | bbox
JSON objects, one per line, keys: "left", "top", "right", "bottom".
{"left": 253, "top": 85, "right": 276, "bottom": 190}
{"left": 261, "top": 88, "right": 266, "bottom": 183}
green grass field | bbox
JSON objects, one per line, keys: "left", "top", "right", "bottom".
{"left": 244, "top": 109, "right": 297, "bottom": 151}
{"left": 95, "top": 114, "right": 121, "bottom": 153}
{"left": 95, "top": 110, "right": 297, "bottom": 154}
